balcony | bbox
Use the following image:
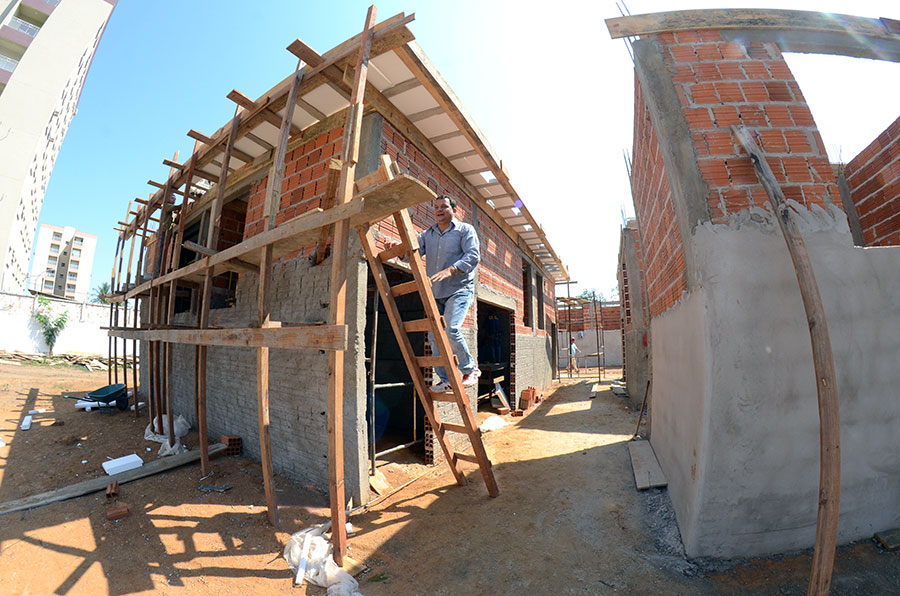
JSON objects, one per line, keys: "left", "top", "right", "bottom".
{"left": 0, "top": 53, "right": 18, "bottom": 73}
{"left": 9, "top": 16, "right": 39, "bottom": 38}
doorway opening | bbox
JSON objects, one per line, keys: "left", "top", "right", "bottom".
{"left": 476, "top": 300, "right": 513, "bottom": 409}
{"left": 364, "top": 266, "right": 427, "bottom": 473}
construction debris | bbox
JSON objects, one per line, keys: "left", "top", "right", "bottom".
{"left": 0, "top": 351, "right": 134, "bottom": 370}
{"left": 105, "top": 503, "right": 130, "bottom": 521}
{"left": 105, "top": 481, "right": 119, "bottom": 498}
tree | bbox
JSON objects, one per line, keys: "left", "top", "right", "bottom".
{"left": 92, "top": 282, "right": 112, "bottom": 304}
{"left": 33, "top": 296, "right": 69, "bottom": 356}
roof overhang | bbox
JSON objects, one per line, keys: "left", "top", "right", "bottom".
{"left": 126, "top": 12, "right": 568, "bottom": 282}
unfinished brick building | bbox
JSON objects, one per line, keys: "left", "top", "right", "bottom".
{"left": 607, "top": 9, "right": 900, "bottom": 561}
{"left": 107, "top": 10, "right": 567, "bottom": 552}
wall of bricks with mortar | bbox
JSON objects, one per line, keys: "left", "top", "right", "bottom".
{"left": 212, "top": 205, "right": 246, "bottom": 290}
{"left": 844, "top": 116, "right": 900, "bottom": 246}
{"left": 242, "top": 126, "right": 345, "bottom": 243}
{"left": 557, "top": 305, "right": 622, "bottom": 332}
{"left": 632, "top": 78, "right": 687, "bottom": 319}
{"left": 655, "top": 32, "right": 840, "bottom": 217}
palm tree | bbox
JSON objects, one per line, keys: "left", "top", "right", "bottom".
{"left": 92, "top": 282, "right": 112, "bottom": 304}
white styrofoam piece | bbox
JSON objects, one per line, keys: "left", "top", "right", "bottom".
{"left": 20, "top": 415, "right": 32, "bottom": 430}
{"left": 102, "top": 453, "right": 143, "bottom": 476}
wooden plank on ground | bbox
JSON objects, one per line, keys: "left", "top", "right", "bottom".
{"left": 0, "top": 443, "right": 226, "bottom": 515}
{"left": 627, "top": 440, "right": 667, "bottom": 490}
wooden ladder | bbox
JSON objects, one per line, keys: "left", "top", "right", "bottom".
{"left": 357, "top": 206, "right": 499, "bottom": 498}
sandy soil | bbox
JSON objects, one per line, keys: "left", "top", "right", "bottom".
{"left": 0, "top": 363, "right": 897, "bottom": 595}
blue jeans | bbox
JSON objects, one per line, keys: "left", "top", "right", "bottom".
{"left": 429, "top": 290, "right": 476, "bottom": 383}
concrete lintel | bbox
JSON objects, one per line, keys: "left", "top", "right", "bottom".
{"left": 633, "top": 37, "right": 710, "bottom": 291}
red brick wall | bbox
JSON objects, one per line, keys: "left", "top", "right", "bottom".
{"left": 844, "top": 116, "right": 900, "bottom": 245}
{"left": 655, "top": 31, "right": 839, "bottom": 220}
{"left": 237, "top": 118, "right": 556, "bottom": 332}
{"left": 632, "top": 79, "right": 687, "bottom": 319}
{"left": 213, "top": 205, "right": 246, "bottom": 289}
{"left": 243, "top": 127, "right": 344, "bottom": 241}
{"left": 633, "top": 32, "right": 844, "bottom": 319}
{"left": 558, "top": 305, "right": 622, "bottom": 332}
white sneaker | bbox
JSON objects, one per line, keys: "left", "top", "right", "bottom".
{"left": 462, "top": 368, "right": 481, "bottom": 387}
{"left": 432, "top": 381, "right": 452, "bottom": 393}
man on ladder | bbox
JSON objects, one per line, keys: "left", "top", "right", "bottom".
{"left": 390, "top": 195, "right": 481, "bottom": 393}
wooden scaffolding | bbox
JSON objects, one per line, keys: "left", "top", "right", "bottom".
{"left": 104, "top": 5, "right": 530, "bottom": 564}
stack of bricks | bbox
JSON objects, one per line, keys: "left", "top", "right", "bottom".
{"left": 843, "top": 115, "right": 900, "bottom": 246}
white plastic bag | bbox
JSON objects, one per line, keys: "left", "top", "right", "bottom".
{"left": 480, "top": 415, "right": 508, "bottom": 433}
{"left": 144, "top": 414, "right": 191, "bottom": 443}
{"left": 158, "top": 439, "right": 188, "bottom": 456}
{"left": 284, "top": 528, "right": 364, "bottom": 595}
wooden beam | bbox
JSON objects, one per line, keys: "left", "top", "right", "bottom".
{"left": 187, "top": 129, "right": 215, "bottom": 145}
{"left": 733, "top": 125, "right": 841, "bottom": 596}
{"left": 228, "top": 89, "right": 301, "bottom": 136}
{"left": 314, "top": 158, "right": 344, "bottom": 265}
{"left": 256, "top": 244, "right": 278, "bottom": 527}
{"left": 108, "top": 325, "right": 347, "bottom": 351}
{"left": 296, "top": 97, "right": 327, "bottom": 121}
{"left": 264, "top": 63, "right": 305, "bottom": 228}
{"left": 0, "top": 444, "right": 226, "bottom": 516}
{"left": 382, "top": 77, "right": 420, "bottom": 98}
{"left": 408, "top": 105, "right": 444, "bottom": 122}
{"left": 327, "top": 4, "right": 377, "bottom": 566}
{"left": 606, "top": 9, "right": 900, "bottom": 63}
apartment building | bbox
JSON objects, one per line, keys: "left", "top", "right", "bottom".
{"left": 29, "top": 224, "right": 95, "bottom": 301}
{"left": 0, "top": 0, "right": 114, "bottom": 294}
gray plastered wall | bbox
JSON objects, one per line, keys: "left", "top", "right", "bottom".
{"left": 140, "top": 237, "right": 369, "bottom": 504}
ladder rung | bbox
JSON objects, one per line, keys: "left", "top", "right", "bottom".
{"left": 378, "top": 243, "right": 408, "bottom": 262}
{"left": 454, "top": 452, "right": 482, "bottom": 465}
{"left": 441, "top": 422, "right": 469, "bottom": 435}
{"left": 428, "top": 389, "right": 457, "bottom": 402}
{"left": 403, "top": 318, "right": 433, "bottom": 333}
{"left": 390, "top": 280, "right": 419, "bottom": 297}
{"left": 416, "top": 355, "right": 457, "bottom": 368}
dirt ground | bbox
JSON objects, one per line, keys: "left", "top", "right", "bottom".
{"left": 1, "top": 362, "right": 898, "bottom": 595}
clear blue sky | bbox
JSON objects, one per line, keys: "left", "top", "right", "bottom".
{"left": 36, "top": 0, "right": 900, "bottom": 301}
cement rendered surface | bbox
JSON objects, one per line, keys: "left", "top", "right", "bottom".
{"left": 650, "top": 205, "right": 900, "bottom": 559}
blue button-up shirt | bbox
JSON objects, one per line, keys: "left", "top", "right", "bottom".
{"left": 418, "top": 219, "right": 480, "bottom": 299}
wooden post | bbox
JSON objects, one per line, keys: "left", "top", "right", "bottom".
{"left": 251, "top": 58, "right": 305, "bottom": 528}
{"left": 733, "top": 125, "right": 841, "bottom": 596}
{"left": 108, "top": 232, "right": 123, "bottom": 384}
{"left": 327, "top": 4, "right": 377, "bottom": 566}
{"left": 196, "top": 108, "right": 242, "bottom": 476}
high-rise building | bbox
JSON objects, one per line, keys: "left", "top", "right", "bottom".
{"left": 29, "top": 223, "right": 95, "bottom": 301}
{"left": 0, "top": 0, "right": 115, "bottom": 293}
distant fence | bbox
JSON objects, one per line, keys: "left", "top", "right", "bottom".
{"left": 0, "top": 291, "right": 134, "bottom": 357}
{"left": 557, "top": 329, "right": 623, "bottom": 368}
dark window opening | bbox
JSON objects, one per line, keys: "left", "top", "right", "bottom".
{"left": 522, "top": 262, "right": 532, "bottom": 328}
{"left": 210, "top": 197, "right": 248, "bottom": 310}
{"left": 536, "top": 273, "right": 545, "bottom": 330}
